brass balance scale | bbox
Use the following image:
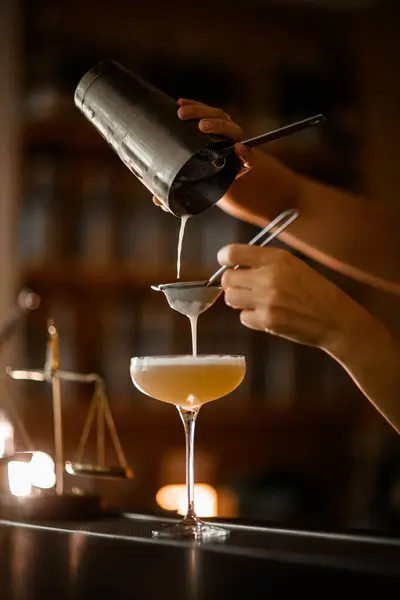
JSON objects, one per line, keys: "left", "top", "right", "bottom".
{"left": 0, "top": 301, "right": 133, "bottom": 521}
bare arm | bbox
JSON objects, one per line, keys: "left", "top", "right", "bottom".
{"left": 220, "top": 150, "right": 400, "bottom": 295}
{"left": 218, "top": 243, "right": 400, "bottom": 434}
{"left": 329, "top": 305, "right": 400, "bottom": 434}
{"left": 175, "top": 99, "right": 400, "bottom": 295}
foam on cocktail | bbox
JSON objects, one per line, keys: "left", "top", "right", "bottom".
{"left": 131, "top": 355, "right": 243, "bottom": 367}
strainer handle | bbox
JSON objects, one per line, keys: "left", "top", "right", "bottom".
{"left": 206, "top": 208, "right": 299, "bottom": 286}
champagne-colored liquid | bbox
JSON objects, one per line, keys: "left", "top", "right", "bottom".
{"left": 176, "top": 216, "right": 189, "bottom": 279}
{"left": 131, "top": 356, "right": 246, "bottom": 409}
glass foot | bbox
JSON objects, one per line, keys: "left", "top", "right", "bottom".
{"left": 152, "top": 516, "right": 230, "bottom": 541}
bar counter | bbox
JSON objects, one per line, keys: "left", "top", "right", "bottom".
{"left": 0, "top": 512, "right": 399, "bottom": 598}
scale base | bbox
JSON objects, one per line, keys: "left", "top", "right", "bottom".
{"left": 0, "top": 490, "right": 106, "bottom": 522}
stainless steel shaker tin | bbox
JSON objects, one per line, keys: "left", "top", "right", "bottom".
{"left": 74, "top": 60, "right": 241, "bottom": 216}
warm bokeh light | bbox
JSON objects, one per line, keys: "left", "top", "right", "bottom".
{"left": 29, "top": 451, "right": 56, "bottom": 489}
{"left": 156, "top": 484, "right": 218, "bottom": 517}
{"left": 7, "top": 461, "right": 32, "bottom": 497}
{"left": 0, "top": 411, "right": 14, "bottom": 457}
{"left": 7, "top": 451, "right": 56, "bottom": 496}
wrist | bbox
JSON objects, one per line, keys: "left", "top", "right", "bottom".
{"left": 247, "top": 151, "right": 302, "bottom": 216}
{"left": 219, "top": 150, "right": 302, "bottom": 227}
{"left": 324, "top": 297, "right": 386, "bottom": 366}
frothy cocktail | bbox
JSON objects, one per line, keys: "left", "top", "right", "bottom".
{"left": 130, "top": 353, "right": 246, "bottom": 541}
{"left": 131, "top": 355, "right": 245, "bottom": 409}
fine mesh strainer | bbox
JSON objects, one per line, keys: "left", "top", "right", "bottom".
{"left": 151, "top": 280, "right": 223, "bottom": 317}
{"left": 152, "top": 208, "right": 299, "bottom": 316}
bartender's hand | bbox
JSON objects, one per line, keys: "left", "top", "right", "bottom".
{"left": 218, "top": 242, "right": 400, "bottom": 435}
{"left": 153, "top": 98, "right": 299, "bottom": 222}
{"left": 152, "top": 98, "right": 250, "bottom": 213}
{"left": 217, "top": 243, "right": 363, "bottom": 353}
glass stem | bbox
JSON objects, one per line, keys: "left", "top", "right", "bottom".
{"left": 178, "top": 407, "right": 199, "bottom": 520}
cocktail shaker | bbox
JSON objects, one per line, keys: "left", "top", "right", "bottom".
{"left": 74, "top": 60, "right": 241, "bottom": 217}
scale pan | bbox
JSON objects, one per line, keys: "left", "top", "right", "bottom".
{"left": 65, "top": 461, "right": 133, "bottom": 480}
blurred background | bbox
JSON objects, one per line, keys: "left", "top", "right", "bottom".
{"left": 0, "top": 0, "right": 399, "bottom": 534}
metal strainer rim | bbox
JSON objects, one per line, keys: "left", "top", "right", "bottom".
{"left": 153, "top": 280, "right": 221, "bottom": 291}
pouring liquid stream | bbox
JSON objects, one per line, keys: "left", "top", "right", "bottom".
{"left": 176, "top": 215, "right": 189, "bottom": 279}
{"left": 171, "top": 298, "right": 203, "bottom": 357}
{"left": 189, "top": 315, "right": 198, "bottom": 356}
{"left": 175, "top": 215, "right": 198, "bottom": 355}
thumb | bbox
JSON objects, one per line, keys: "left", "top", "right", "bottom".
{"left": 152, "top": 195, "right": 171, "bottom": 213}
{"left": 235, "top": 142, "right": 258, "bottom": 164}
{"left": 217, "top": 243, "right": 266, "bottom": 268}
{"left": 234, "top": 143, "right": 258, "bottom": 178}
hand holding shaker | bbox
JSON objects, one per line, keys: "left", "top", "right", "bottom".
{"left": 74, "top": 60, "right": 242, "bottom": 217}
{"left": 74, "top": 60, "right": 325, "bottom": 217}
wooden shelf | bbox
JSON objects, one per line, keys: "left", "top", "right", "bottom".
{"left": 21, "top": 261, "right": 213, "bottom": 290}
{"left": 22, "top": 115, "right": 360, "bottom": 179}
{"left": 9, "top": 0, "right": 397, "bottom": 531}
{"left": 23, "top": 114, "right": 109, "bottom": 153}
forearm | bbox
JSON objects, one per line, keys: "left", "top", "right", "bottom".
{"left": 218, "top": 235, "right": 400, "bottom": 432}
{"left": 326, "top": 307, "right": 400, "bottom": 434}
{"left": 219, "top": 151, "right": 299, "bottom": 227}
{"left": 222, "top": 150, "right": 400, "bottom": 295}
{"left": 282, "top": 175, "right": 400, "bottom": 294}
